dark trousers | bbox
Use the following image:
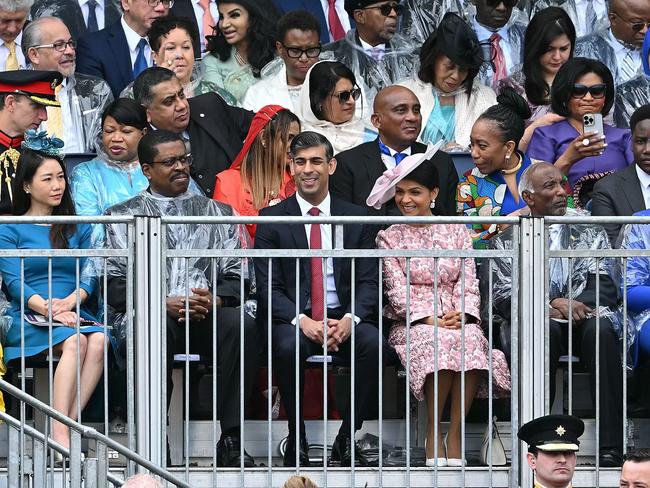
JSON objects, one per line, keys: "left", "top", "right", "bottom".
{"left": 166, "top": 307, "right": 260, "bottom": 433}
{"left": 548, "top": 316, "right": 623, "bottom": 451}
{"left": 272, "top": 311, "right": 388, "bottom": 437}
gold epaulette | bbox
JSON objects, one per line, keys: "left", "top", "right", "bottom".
{"left": 0, "top": 146, "right": 20, "bottom": 202}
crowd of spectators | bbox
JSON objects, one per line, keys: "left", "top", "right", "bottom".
{"left": 0, "top": 0, "right": 649, "bottom": 472}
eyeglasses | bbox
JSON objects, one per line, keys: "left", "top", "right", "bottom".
{"left": 362, "top": 2, "right": 404, "bottom": 16}
{"left": 148, "top": 153, "right": 193, "bottom": 167}
{"left": 281, "top": 43, "right": 321, "bottom": 59}
{"left": 331, "top": 87, "right": 361, "bottom": 104}
{"left": 485, "top": 0, "right": 517, "bottom": 8}
{"left": 147, "top": 0, "right": 174, "bottom": 7}
{"left": 33, "top": 39, "right": 77, "bottom": 52}
{"left": 570, "top": 83, "right": 607, "bottom": 99}
{"left": 611, "top": 12, "right": 650, "bottom": 32}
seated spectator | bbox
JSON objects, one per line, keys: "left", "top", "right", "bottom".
{"left": 321, "top": 0, "right": 418, "bottom": 106}
{"left": 399, "top": 12, "right": 495, "bottom": 152}
{"left": 242, "top": 10, "right": 321, "bottom": 113}
{"left": 75, "top": 0, "right": 170, "bottom": 98}
{"left": 213, "top": 105, "right": 300, "bottom": 239}
{"left": 202, "top": 0, "right": 280, "bottom": 103}
{"left": 499, "top": 7, "right": 575, "bottom": 151}
{"left": 30, "top": 0, "right": 121, "bottom": 40}
{"left": 296, "top": 61, "right": 374, "bottom": 154}
{"left": 398, "top": 0, "right": 462, "bottom": 44}
{"left": 23, "top": 16, "right": 114, "bottom": 153}
{"left": 105, "top": 130, "right": 258, "bottom": 467}
{"left": 254, "top": 131, "right": 387, "bottom": 467}
{"left": 620, "top": 450, "right": 650, "bottom": 487}
{"left": 332, "top": 85, "right": 458, "bottom": 217}
{"left": 613, "top": 30, "right": 650, "bottom": 129}
{"left": 121, "top": 16, "right": 237, "bottom": 105}
{"left": 282, "top": 475, "right": 319, "bottom": 488}
{"left": 485, "top": 162, "right": 623, "bottom": 467}
{"left": 468, "top": 0, "right": 528, "bottom": 89}
{"left": 456, "top": 88, "right": 532, "bottom": 248}
{"left": 575, "top": 0, "right": 650, "bottom": 86}
{"left": 0, "top": 130, "right": 105, "bottom": 451}
{"left": 372, "top": 149, "right": 510, "bottom": 467}
{"left": 271, "top": 0, "right": 352, "bottom": 43}
{"left": 133, "top": 67, "right": 254, "bottom": 197}
{"left": 527, "top": 58, "right": 633, "bottom": 189}
{"left": 528, "top": 0, "right": 608, "bottom": 37}
{"left": 592, "top": 105, "right": 650, "bottom": 245}
{"left": 0, "top": 0, "right": 30, "bottom": 70}
{"left": 0, "top": 70, "right": 61, "bottom": 215}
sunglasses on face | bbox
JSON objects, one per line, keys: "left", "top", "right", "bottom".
{"left": 363, "top": 2, "right": 404, "bottom": 17}
{"left": 281, "top": 44, "right": 322, "bottom": 59}
{"left": 331, "top": 87, "right": 361, "bottom": 104}
{"left": 484, "top": 0, "right": 517, "bottom": 8}
{"left": 570, "top": 83, "right": 607, "bottom": 99}
{"left": 612, "top": 12, "right": 650, "bottom": 32}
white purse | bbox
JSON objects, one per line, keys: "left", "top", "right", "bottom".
{"left": 480, "top": 416, "right": 507, "bottom": 466}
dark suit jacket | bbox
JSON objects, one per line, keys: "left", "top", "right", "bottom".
{"left": 254, "top": 194, "right": 378, "bottom": 325}
{"left": 76, "top": 20, "right": 133, "bottom": 99}
{"left": 330, "top": 139, "right": 459, "bottom": 217}
{"left": 271, "top": 0, "right": 354, "bottom": 43}
{"left": 31, "top": 0, "right": 121, "bottom": 40}
{"left": 591, "top": 164, "right": 647, "bottom": 246}
{"left": 170, "top": 0, "right": 203, "bottom": 59}
{"left": 186, "top": 92, "right": 254, "bottom": 196}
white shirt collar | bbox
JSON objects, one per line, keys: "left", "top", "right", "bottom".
{"left": 379, "top": 138, "right": 412, "bottom": 157}
{"left": 472, "top": 15, "right": 509, "bottom": 41}
{"left": 295, "top": 192, "right": 331, "bottom": 217}
{"left": 636, "top": 164, "right": 650, "bottom": 188}
{"left": 358, "top": 36, "right": 385, "bottom": 53}
{"left": 121, "top": 16, "right": 147, "bottom": 53}
{"left": 607, "top": 27, "right": 637, "bottom": 54}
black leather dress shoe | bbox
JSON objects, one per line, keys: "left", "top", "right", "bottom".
{"left": 329, "top": 433, "right": 369, "bottom": 467}
{"left": 216, "top": 435, "right": 255, "bottom": 467}
{"left": 599, "top": 448, "right": 623, "bottom": 467}
{"left": 283, "top": 434, "right": 310, "bottom": 467}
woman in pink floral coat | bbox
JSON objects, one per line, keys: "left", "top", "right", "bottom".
{"left": 369, "top": 150, "right": 511, "bottom": 468}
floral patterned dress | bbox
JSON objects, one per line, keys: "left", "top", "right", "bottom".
{"left": 376, "top": 223, "right": 511, "bottom": 401}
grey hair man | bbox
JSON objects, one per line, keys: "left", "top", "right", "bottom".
{"left": 0, "top": 0, "right": 32, "bottom": 70}
{"left": 22, "top": 16, "right": 113, "bottom": 153}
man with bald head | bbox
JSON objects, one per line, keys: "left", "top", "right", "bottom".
{"left": 331, "top": 85, "right": 458, "bottom": 216}
{"left": 576, "top": 0, "right": 650, "bottom": 85}
{"left": 483, "top": 162, "right": 625, "bottom": 467}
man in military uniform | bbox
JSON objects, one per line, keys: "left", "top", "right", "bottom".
{"left": 0, "top": 70, "right": 61, "bottom": 214}
{"left": 518, "top": 414, "right": 585, "bottom": 488}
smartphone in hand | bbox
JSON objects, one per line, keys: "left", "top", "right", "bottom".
{"left": 583, "top": 113, "right": 604, "bottom": 138}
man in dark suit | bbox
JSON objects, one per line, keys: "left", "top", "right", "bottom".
{"left": 332, "top": 85, "right": 458, "bottom": 217}
{"left": 592, "top": 105, "right": 650, "bottom": 246}
{"left": 271, "top": 0, "right": 353, "bottom": 43}
{"left": 133, "top": 67, "right": 253, "bottom": 196}
{"left": 30, "top": 0, "right": 121, "bottom": 40}
{"left": 254, "top": 131, "right": 387, "bottom": 467}
{"left": 75, "top": 0, "right": 170, "bottom": 98}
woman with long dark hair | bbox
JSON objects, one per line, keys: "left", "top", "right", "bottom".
{"left": 202, "top": 0, "right": 279, "bottom": 102}
{"left": 0, "top": 131, "right": 105, "bottom": 452}
{"left": 499, "top": 7, "right": 576, "bottom": 150}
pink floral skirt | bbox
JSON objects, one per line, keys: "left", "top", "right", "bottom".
{"left": 388, "top": 322, "right": 511, "bottom": 401}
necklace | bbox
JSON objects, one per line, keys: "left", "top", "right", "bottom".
{"left": 501, "top": 153, "right": 522, "bottom": 175}
{"left": 235, "top": 49, "right": 247, "bottom": 66}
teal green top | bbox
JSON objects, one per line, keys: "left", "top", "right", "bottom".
{"left": 201, "top": 46, "right": 258, "bottom": 103}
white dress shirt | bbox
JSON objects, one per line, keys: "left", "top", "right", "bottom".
{"left": 40, "top": 79, "right": 83, "bottom": 153}
{"left": 358, "top": 36, "right": 386, "bottom": 61}
{"left": 320, "top": 0, "right": 351, "bottom": 42}
{"left": 636, "top": 164, "right": 650, "bottom": 209}
{"left": 607, "top": 29, "right": 642, "bottom": 84}
{"left": 0, "top": 32, "right": 26, "bottom": 70}
{"left": 78, "top": 0, "right": 106, "bottom": 30}
{"left": 192, "top": 0, "right": 219, "bottom": 53}
{"left": 121, "top": 16, "right": 152, "bottom": 69}
{"left": 573, "top": 0, "right": 608, "bottom": 37}
{"left": 472, "top": 17, "right": 516, "bottom": 80}
{"left": 379, "top": 139, "right": 411, "bottom": 170}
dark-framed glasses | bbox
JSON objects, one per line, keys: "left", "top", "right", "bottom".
{"left": 149, "top": 153, "right": 193, "bottom": 167}
{"left": 363, "top": 2, "right": 404, "bottom": 16}
{"left": 485, "top": 0, "right": 517, "bottom": 8}
{"left": 331, "top": 87, "right": 361, "bottom": 104}
{"left": 570, "top": 83, "right": 607, "bottom": 99}
{"left": 147, "top": 0, "right": 174, "bottom": 7}
{"left": 611, "top": 12, "right": 650, "bottom": 32}
{"left": 33, "top": 39, "right": 77, "bottom": 52}
{"left": 281, "top": 44, "right": 321, "bottom": 59}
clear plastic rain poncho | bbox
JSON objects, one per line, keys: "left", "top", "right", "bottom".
{"left": 398, "top": 0, "right": 464, "bottom": 44}
{"left": 527, "top": 0, "right": 610, "bottom": 37}
{"left": 104, "top": 190, "right": 251, "bottom": 359}
{"left": 62, "top": 73, "right": 114, "bottom": 153}
{"left": 614, "top": 74, "right": 650, "bottom": 129}
{"left": 574, "top": 28, "right": 621, "bottom": 84}
{"left": 481, "top": 209, "right": 620, "bottom": 361}
{"left": 321, "top": 29, "right": 420, "bottom": 107}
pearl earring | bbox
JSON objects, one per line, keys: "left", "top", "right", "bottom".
{"left": 430, "top": 199, "right": 436, "bottom": 209}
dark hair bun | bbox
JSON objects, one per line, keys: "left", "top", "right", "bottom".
{"left": 496, "top": 86, "right": 532, "bottom": 121}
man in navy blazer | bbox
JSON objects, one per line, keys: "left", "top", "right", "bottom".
{"left": 75, "top": 0, "right": 170, "bottom": 98}
{"left": 271, "top": 0, "right": 352, "bottom": 43}
{"left": 254, "top": 131, "right": 387, "bottom": 468}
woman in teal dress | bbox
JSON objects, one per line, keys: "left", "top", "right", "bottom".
{"left": 0, "top": 131, "right": 105, "bottom": 450}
